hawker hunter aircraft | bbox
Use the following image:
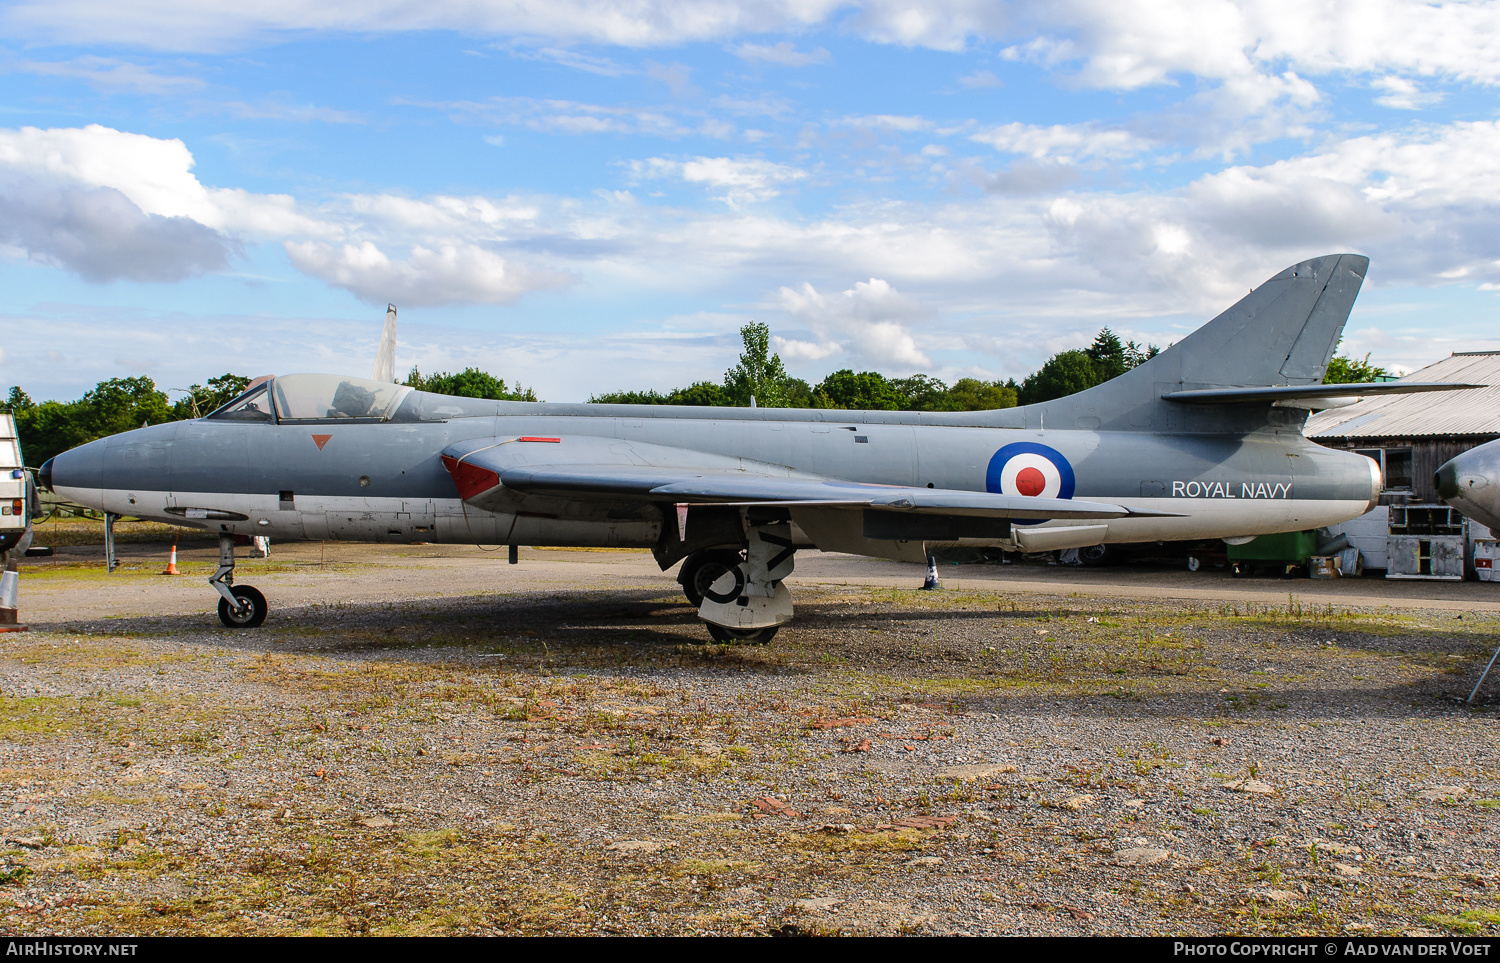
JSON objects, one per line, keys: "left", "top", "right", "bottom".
{"left": 41, "top": 253, "right": 1461, "bottom": 642}
{"left": 1438, "top": 441, "right": 1500, "bottom": 534}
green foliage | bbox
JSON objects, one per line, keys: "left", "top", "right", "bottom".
{"left": 588, "top": 388, "right": 671, "bottom": 405}
{"left": 668, "top": 382, "right": 729, "bottom": 407}
{"left": 812, "top": 369, "right": 907, "bottom": 410}
{"left": 723, "top": 322, "right": 794, "bottom": 407}
{"left": 589, "top": 382, "right": 730, "bottom": 406}
{"left": 403, "top": 367, "right": 537, "bottom": 402}
{"left": 11, "top": 376, "right": 173, "bottom": 467}
{"left": 173, "top": 373, "right": 251, "bottom": 419}
{"left": 5, "top": 388, "right": 34, "bottom": 412}
{"left": 1018, "top": 327, "right": 1159, "bottom": 405}
{"left": 889, "top": 374, "right": 951, "bottom": 411}
{"left": 1018, "top": 350, "right": 1100, "bottom": 405}
{"left": 1323, "top": 352, "right": 1389, "bottom": 384}
{"left": 944, "top": 378, "right": 1019, "bottom": 411}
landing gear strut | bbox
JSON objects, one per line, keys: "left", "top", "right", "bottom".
{"left": 210, "top": 533, "right": 267, "bottom": 628}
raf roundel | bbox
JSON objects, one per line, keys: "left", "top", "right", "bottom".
{"left": 986, "top": 442, "right": 1076, "bottom": 509}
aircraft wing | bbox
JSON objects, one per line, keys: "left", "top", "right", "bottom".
{"left": 441, "top": 436, "right": 1172, "bottom": 520}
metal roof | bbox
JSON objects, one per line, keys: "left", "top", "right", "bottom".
{"left": 1306, "top": 352, "right": 1500, "bottom": 440}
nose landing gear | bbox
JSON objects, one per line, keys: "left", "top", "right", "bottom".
{"left": 210, "top": 533, "right": 267, "bottom": 628}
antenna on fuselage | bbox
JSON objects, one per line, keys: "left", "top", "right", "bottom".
{"left": 372, "top": 304, "right": 397, "bottom": 382}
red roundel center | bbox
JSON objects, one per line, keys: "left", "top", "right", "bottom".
{"left": 1016, "top": 466, "right": 1047, "bottom": 496}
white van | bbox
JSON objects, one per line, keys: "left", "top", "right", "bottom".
{"left": 0, "top": 414, "right": 35, "bottom": 555}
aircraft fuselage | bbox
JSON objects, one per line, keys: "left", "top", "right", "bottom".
{"left": 49, "top": 403, "right": 1379, "bottom": 554}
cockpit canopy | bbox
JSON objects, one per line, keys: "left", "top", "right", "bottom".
{"left": 204, "top": 374, "right": 512, "bottom": 423}
{"left": 207, "top": 374, "right": 412, "bottom": 424}
{"left": 273, "top": 374, "right": 410, "bottom": 422}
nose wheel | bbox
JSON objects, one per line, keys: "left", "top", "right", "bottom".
{"left": 218, "top": 585, "right": 267, "bottom": 628}
{"left": 210, "top": 533, "right": 268, "bottom": 629}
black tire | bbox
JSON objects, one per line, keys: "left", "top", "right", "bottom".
{"left": 679, "top": 549, "right": 743, "bottom": 607}
{"left": 1077, "top": 543, "right": 1113, "bottom": 567}
{"left": 218, "top": 585, "right": 267, "bottom": 628}
{"left": 705, "top": 623, "right": 778, "bottom": 645}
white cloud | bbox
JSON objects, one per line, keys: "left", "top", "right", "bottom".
{"left": 0, "top": 125, "right": 333, "bottom": 238}
{"left": 7, "top": 0, "right": 1500, "bottom": 105}
{"left": 419, "top": 96, "right": 697, "bottom": 138}
{"left": 839, "top": 114, "right": 933, "bottom": 132}
{"left": 499, "top": 45, "right": 631, "bottom": 76}
{"left": 8, "top": 56, "right": 203, "bottom": 94}
{"left": 1372, "top": 75, "right": 1443, "bottom": 110}
{"left": 772, "top": 337, "right": 841, "bottom": 361}
{"left": 1004, "top": 0, "right": 1500, "bottom": 91}
{"left": 284, "top": 241, "right": 574, "bottom": 306}
{"left": 646, "top": 61, "right": 698, "bottom": 97}
{"left": 0, "top": 183, "right": 232, "bottom": 282}
{"left": 774, "top": 278, "right": 933, "bottom": 369}
{"left": 0, "top": 124, "right": 337, "bottom": 282}
{"left": 958, "top": 69, "right": 1002, "bottom": 88}
{"left": 1, "top": 0, "right": 852, "bottom": 51}
{"left": 732, "top": 41, "right": 831, "bottom": 66}
{"left": 205, "top": 100, "right": 365, "bottom": 124}
{"left": 972, "top": 121, "right": 1152, "bottom": 163}
{"left": 629, "top": 156, "right": 806, "bottom": 207}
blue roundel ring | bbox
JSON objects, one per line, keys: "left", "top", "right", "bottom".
{"left": 986, "top": 443, "right": 1076, "bottom": 525}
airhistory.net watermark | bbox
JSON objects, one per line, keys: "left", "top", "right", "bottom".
{"left": 4, "top": 943, "right": 137, "bottom": 957}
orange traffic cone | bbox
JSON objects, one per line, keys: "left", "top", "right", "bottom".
{"left": 163, "top": 544, "right": 179, "bottom": 576}
{"left": 0, "top": 559, "right": 26, "bottom": 632}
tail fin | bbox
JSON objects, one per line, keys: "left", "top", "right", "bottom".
{"left": 1023, "top": 253, "right": 1368, "bottom": 434}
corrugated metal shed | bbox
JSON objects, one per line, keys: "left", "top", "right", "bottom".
{"left": 1307, "top": 351, "right": 1500, "bottom": 440}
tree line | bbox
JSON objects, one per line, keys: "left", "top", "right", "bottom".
{"left": 2, "top": 325, "right": 1386, "bottom": 468}
{"left": 590, "top": 322, "right": 1163, "bottom": 412}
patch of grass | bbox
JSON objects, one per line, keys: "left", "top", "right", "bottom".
{"left": 0, "top": 695, "right": 83, "bottom": 740}
{"left": 1422, "top": 907, "right": 1500, "bottom": 934}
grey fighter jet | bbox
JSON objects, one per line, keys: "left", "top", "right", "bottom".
{"left": 40, "top": 253, "right": 1460, "bottom": 641}
{"left": 1438, "top": 441, "right": 1500, "bottom": 535}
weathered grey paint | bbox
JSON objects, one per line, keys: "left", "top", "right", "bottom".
{"left": 46, "top": 253, "right": 1382, "bottom": 562}
{"left": 1437, "top": 440, "right": 1500, "bottom": 532}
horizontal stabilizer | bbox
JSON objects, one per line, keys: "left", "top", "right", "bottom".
{"left": 1162, "top": 382, "right": 1482, "bottom": 405}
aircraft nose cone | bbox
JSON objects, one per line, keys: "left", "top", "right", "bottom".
{"left": 43, "top": 439, "right": 106, "bottom": 505}
{"left": 1435, "top": 461, "right": 1460, "bottom": 501}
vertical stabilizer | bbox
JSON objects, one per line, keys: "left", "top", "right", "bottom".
{"left": 372, "top": 304, "right": 398, "bottom": 383}
{"left": 1022, "top": 253, "right": 1368, "bottom": 433}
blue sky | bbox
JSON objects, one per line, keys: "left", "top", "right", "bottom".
{"left": 2, "top": 0, "right": 1498, "bottom": 403}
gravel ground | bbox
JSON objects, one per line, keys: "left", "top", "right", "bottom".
{"left": 0, "top": 542, "right": 1498, "bottom": 936}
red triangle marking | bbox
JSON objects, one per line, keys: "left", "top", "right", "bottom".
{"left": 312, "top": 434, "right": 332, "bottom": 450}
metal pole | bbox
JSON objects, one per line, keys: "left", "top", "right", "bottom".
{"left": 1468, "top": 645, "right": 1500, "bottom": 703}
{"left": 104, "top": 512, "right": 118, "bottom": 573}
